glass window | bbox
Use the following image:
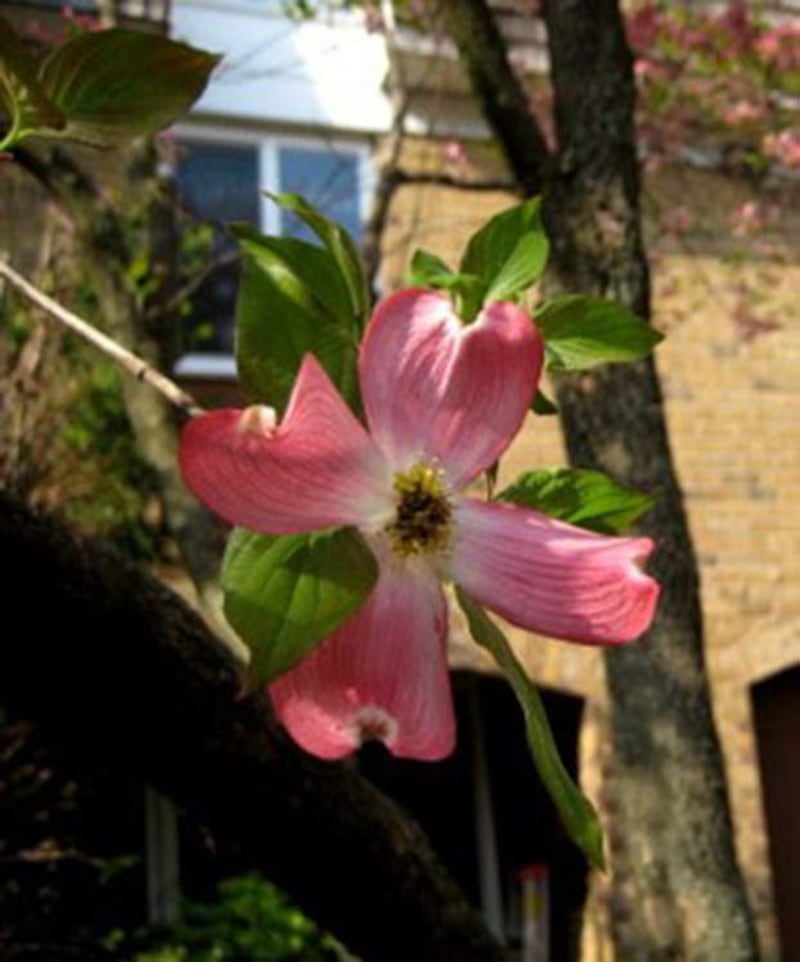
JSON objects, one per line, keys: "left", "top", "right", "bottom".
{"left": 25, "top": 0, "right": 167, "bottom": 12}
{"left": 21, "top": 0, "right": 95, "bottom": 7}
{"left": 179, "top": 143, "right": 260, "bottom": 227}
{"left": 278, "top": 146, "right": 362, "bottom": 245}
{"left": 177, "top": 142, "right": 259, "bottom": 355}
{"left": 176, "top": 136, "right": 366, "bottom": 362}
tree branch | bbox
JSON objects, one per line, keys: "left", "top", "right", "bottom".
{"left": 361, "top": 100, "right": 409, "bottom": 294}
{"left": 0, "top": 491, "right": 504, "bottom": 962}
{"left": 540, "top": 0, "right": 650, "bottom": 313}
{"left": 440, "top": 0, "right": 552, "bottom": 196}
{"left": 143, "top": 247, "right": 240, "bottom": 326}
{"left": 392, "top": 169, "right": 515, "bottom": 192}
{"left": 362, "top": 164, "right": 515, "bottom": 292}
{"left": 0, "top": 260, "right": 202, "bottom": 419}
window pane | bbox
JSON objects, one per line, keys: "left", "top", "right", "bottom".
{"left": 278, "top": 147, "right": 361, "bottom": 244}
{"left": 179, "top": 143, "right": 260, "bottom": 226}
{"left": 177, "top": 142, "right": 259, "bottom": 354}
{"left": 20, "top": 1, "right": 95, "bottom": 7}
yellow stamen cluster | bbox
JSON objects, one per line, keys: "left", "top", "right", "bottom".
{"left": 385, "top": 463, "right": 452, "bottom": 557}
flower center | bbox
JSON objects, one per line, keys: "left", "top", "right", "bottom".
{"left": 384, "top": 463, "right": 452, "bottom": 557}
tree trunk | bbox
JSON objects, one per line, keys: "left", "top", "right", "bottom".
{"left": 0, "top": 490, "right": 504, "bottom": 962}
{"left": 444, "top": 1, "right": 759, "bottom": 959}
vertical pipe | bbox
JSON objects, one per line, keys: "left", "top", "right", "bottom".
{"left": 145, "top": 787, "right": 181, "bottom": 925}
{"left": 468, "top": 679, "right": 505, "bottom": 943}
{"left": 519, "top": 864, "right": 550, "bottom": 962}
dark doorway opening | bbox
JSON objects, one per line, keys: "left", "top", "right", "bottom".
{"left": 752, "top": 664, "right": 800, "bottom": 962}
{"left": 359, "top": 670, "right": 587, "bottom": 961}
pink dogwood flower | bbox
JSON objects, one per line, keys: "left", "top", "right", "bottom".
{"left": 180, "top": 290, "right": 659, "bottom": 761}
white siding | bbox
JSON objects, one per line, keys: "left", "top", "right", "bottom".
{"left": 172, "top": 0, "right": 392, "bottom": 133}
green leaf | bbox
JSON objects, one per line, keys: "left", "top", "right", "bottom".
{"left": 455, "top": 588, "right": 605, "bottom": 870}
{"left": 234, "top": 224, "right": 354, "bottom": 325}
{"left": 485, "top": 229, "right": 549, "bottom": 302}
{"left": 531, "top": 389, "right": 558, "bottom": 415}
{"left": 233, "top": 229, "right": 360, "bottom": 412}
{"left": 460, "top": 198, "right": 549, "bottom": 304}
{"left": 535, "top": 294, "right": 663, "bottom": 372}
{"left": 36, "top": 30, "right": 219, "bottom": 147}
{"left": 424, "top": 273, "right": 488, "bottom": 322}
{"left": 267, "top": 192, "right": 369, "bottom": 327}
{"left": 495, "top": 467, "right": 655, "bottom": 534}
{"left": 406, "top": 248, "right": 454, "bottom": 287}
{"left": 406, "top": 249, "right": 500, "bottom": 322}
{"left": 0, "top": 18, "right": 64, "bottom": 149}
{"left": 222, "top": 526, "right": 379, "bottom": 685}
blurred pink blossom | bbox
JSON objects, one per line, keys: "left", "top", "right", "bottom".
{"left": 660, "top": 205, "right": 694, "bottom": 236}
{"left": 763, "top": 130, "right": 800, "bottom": 169}
{"left": 730, "top": 201, "right": 779, "bottom": 237}
{"left": 724, "top": 100, "right": 767, "bottom": 126}
{"left": 442, "top": 140, "right": 468, "bottom": 168}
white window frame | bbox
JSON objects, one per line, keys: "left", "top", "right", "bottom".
{"left": 177, "top": 0, "right": 367, "bottom": 24}
{"left": 172, "top": 122, "right": 374, "bottom": 379}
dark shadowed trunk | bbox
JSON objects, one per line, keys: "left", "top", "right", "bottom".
{"left": 0, "top": 491, "right": 504, "bottom": 962}
{"left": 444, "top": 1, "right": 759, "bottom": 959}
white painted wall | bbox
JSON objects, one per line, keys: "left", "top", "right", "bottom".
{"left": 172, "top": 0, "right": 393, "bottom": 134}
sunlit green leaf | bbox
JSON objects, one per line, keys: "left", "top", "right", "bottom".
{"left": 222, "top": 526, "right": 378, "bottom": 686}
{"left": 460, "top": 198, "right": 549, "bottom": 305}
{"left": 535, "top": 294, "right": 662, "bottom": 371}
{"left": 495, "top": 467, "right": 655, "bottom": 534}
{"left": 267, "top": 192, "right": 369, "bottom": 327}
{"left": 455, "top": 588, "right": 605, "bottom": 870}
{"left": 486, "top": 229, "right": 549, "bottom": 302}
{"left": 233, "top": 229, "right": 360, "bottom": 412}
{"left": 406, "top": 248, "right": 453, "bottom": 287}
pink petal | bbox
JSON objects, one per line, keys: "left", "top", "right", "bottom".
{"left": 270, "top": 550, "right": 455, "bottom": 761}
{"left": 179, "top": 355, "right": 393, "bottom": 534}
{"left": 450, "top": 499, "right": 659, "bottom": 645}
{"left": 359, "top": 289, "right": 543, "bottom": 487}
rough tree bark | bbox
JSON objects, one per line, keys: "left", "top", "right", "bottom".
{"left": 0, "top": 490, "right": 504, "bottom": 962}
{"left": 443, "top": 1, "right": 759, "bottom": 960}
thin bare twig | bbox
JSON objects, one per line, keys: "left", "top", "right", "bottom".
{"left": 0, "top": 260, "right": 203, "bottom": 418}
{"left": 144, "top": 247, "right": 241, "bottom": 324}
{"left": 391, "top": 168, "right": 515, "bottom": 192}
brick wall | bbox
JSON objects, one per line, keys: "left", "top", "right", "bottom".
{"left": 381, "top": 137, "right": 800, "bottom": 961}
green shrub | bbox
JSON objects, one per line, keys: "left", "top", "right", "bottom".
{"left": 120, "top": 874, "right": 355, "bottom": 962}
